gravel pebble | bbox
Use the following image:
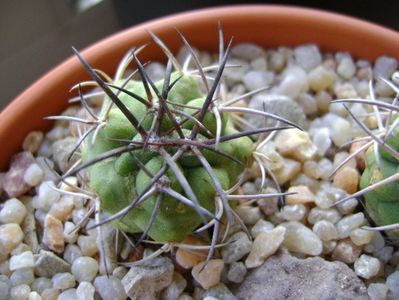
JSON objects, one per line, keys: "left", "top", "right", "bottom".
{"left": 48, "top": 196, "right": 74, "bottom": 222}
{"left": 280, "top": 221, "right": 323, "bottom": 256}
{"left": 221, "top": 231, "right": 252, "bottom": 264}
{"left": 350, "top": 228, "right": 374, "bottom": 246}
{"left": 250, "top": 219, "right": 274, "bottom": 238}
{"left": 331, "top": 118, "right": 353, "bottom": 147}
{"left": 40, "top": 288, "right": 60, "bottom": 300}
{"left": 386, "top": 271, "right": 399, "bottom": 296}
{"left": 312, "top": 220, "right": 338, "bottom": 241}
{"left": 243, "top": 70, "right": 274, "bottom": 91}
{"left": 336, "top": 212, "right": 366, "bottom": 239}
{"left": 0, "top": 223, "right": 24, "bottom": 255}
{"left": 227, "top": 262, "right": 247, "bottom": 284}
{"left": 337, "top": 56, "right": 356, "bottom": 79}
{"left": 58, "top": 288, "right": 77, "bottom": 300}
{"left": 34, "top": 250, "right": 71, "bottom": 278}
{"left": 231, "top": 43, "right": 264, "bottom": 60}
{"left": 0, "top": 275, "right": 11, "bottom": 300}
{"left": 28, "top": 291, "right": 41, "bottom": 300}
{"left": 10, "top": 268, "right": 35, "bottom": 286}
{"left": 308, "top": 65, "right": 336, "bottom": 92}
{"left": 29, "top": 279, "right": 51, "bottom": 295}
{"left": 52, "top": 272, "right": 75, "bottom": 290}
{"left": 245, "top": 226, "right": 285, "bottom": 268}
{"left": 77, "top": 235, "right": 97, "bottom": 257}
{"left": 23, "top": 164, "right": 44, "bottom": 187}
{"left": 273, "top": 158, "right": 301, "bottom": 185}
{"left": 2, "top": 152, "right": 35, "bottom": 198}
{"left": 0, "top": 198, "right": 27, "bottom": 224}
{"left": 332, "top": 239, "right": 363, "bottom": 264}
{"left": 34, "top": 181, "right": 60, "bottom": 211}
{"left": 10, "top": 251, "right": 35, "bottom": 271}
{"left": 367, "top": 283, "right": 388, "bottom": 300}
{"left": 42, "top": 214, "right": 64, "bottom": 253}
{"left": 192, "top": 259, "right": 224, "bottom": 290}
{"left": 275, "top": 129, "right": 317, "bottom": 162}
{"left": 23, "top": 131, "right": 44, "bottom": 154}
{"left": 286, "top": 185, "right": 316, "bottom": 205}
{"left": 312, "top": 128, "right": 332, "bottom": 156}
{"left": 122, "top": 256, "right": 173, "bottom": 299}
{"left": 94, "top": 275, "right": 127, "bottom": 300}
{"left": 174, "top": 236, "right": 208, "bottom": 270}
{"left": 76, "top": 282, "right": 95, "bottom": 300}
{"left": 333, "top": 166, "right": 359, "bottom": 194}
{"left": 71, "top": 256, "right": 98, "bottom": 283}
{"left": 354, "top": 254, "right": 381, "bottom": 279}
{"left": 294, "top": 44, "right": 322, "bottom": 71}
{"left": 161, "top": 272, "right": 187, "bottom": 300}
{"left": 276, "top": 66, "right": 309, "bottom": 98}
{"left": 276, "top": 204, "right": 307, "bottom": 221}
{"left": 10, "top": 284, "right": 31, "bottom": 300}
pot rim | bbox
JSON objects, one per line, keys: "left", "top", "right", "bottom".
{"left": 1, "top": 4, "right": 398, "bottom": 170}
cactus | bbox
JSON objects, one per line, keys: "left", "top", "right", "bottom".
{"left": 48, "top": 28, "right": 298, "bottom": 263}
{"left": 332, "top": 73, "right": 399, "bottom": 243}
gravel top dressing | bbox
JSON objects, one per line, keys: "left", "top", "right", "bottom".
{"left": 0, "top": 39, "right": 399, "bottom": 300}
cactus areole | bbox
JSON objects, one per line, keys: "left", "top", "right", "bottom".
{"left": 67, "top": 35, "right": 285, "bottom": 244}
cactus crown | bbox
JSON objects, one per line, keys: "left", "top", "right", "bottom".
{"left": 49, "top": 27, "right": 297, "bottom": 263}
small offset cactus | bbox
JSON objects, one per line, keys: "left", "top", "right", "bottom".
{"left": 333, "top": 73, "right": 399, "bottom": 242}
{"left": 49, "top": 27, "right": 296, "bottom": 260}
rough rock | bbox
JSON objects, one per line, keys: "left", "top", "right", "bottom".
{"left": 52, "top": 137, "right": 80, "bottom": 173}
{"left": 2, "top": 152, "right": 35, "bottom": 197}
{"left": 194, "top": 283, "right": 237, "bottom": 300}
{"left": 161, "top": 272, "right": 187, "bottom": 300}
{"left": 221, "top": 232, "right": 252, "bottom": 264}
{"left": 34, "top": 250, "right": 71, "bottom": 278}
{"left": 121, "top": 256, "right": 174, "bottom": 300}
{"left": 248, "top": 95, "right": 307, "bottom": 129}
{"left": 232, "top": 251, "right": 368, "bottom": 299}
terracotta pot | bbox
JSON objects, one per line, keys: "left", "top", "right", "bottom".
{"left": 1, "top": 5, "right": 398, "bottom": 170}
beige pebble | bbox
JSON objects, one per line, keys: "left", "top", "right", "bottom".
{"left": 308, "top": 65, "right": 336, "bottom": 92}
{"left": 349, "top": 140, "right": 368, "bottom": 171}
{"left": 367, "top": 115, "right": 378, "bottom": 129}
{"left": 286, "top": 185, "right": 316, "bottom": 205}
{"left": 48, "top": 196, "right": 74, "bottom": 221}
{"left": 332, "top": 166, "right": 359, "bottom": 194}
{"left": 77, "top": 235, "right": 98, "bottom": 257}
{"left": 334, "top": 82, "right": 358, "bottom": 99}
{"left": 175, "top": 236, "right": 207, "bottom": 270}
{"left": 0, "top": 223, "right": 24, "bottom": 255}
{"left": 22, "top": 131, "right": 44, "bottom": 154}
{"left": 41, "top": 288, "right": 60, "bottom": 300}
{"left": 245, "top": 226, "right": 285, "bottom": 268}
{"left": 350, "top": 228, "right": 374, "bottom": 246}
{"left": 42, "top": 214, "right": 64, "bottom": 253}
{"left": 303, "top": 160, "right": 320, "bottom": 179}
{"left": 274, "top": 158, "right": 301, "bottom": 185}
{"left": 333, "top": 152, "right": 357, "bottom": 170}
{"left": 280, "top": 221, "right": 323, "bottom": 256}
{"left": 192, "top": 259, "right": 224, "bottom": 290}
{"left": 331, "top": 238, "right": 363, "bottom": 264}
{"left": 275, "top": 129, "right": 317, "bottom": 162}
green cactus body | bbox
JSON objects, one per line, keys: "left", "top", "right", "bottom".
{"left": 360, "top": 141, "right": 399, "bottom": 240}
{"left": 81, "top": 71, "right": 254, "bottom": 242}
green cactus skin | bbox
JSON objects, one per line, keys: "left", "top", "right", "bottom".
{"left": 360, "top": 138, "right": 399, "bottom": 241}
{"left": 81, "top": 71, "right": 254, "bottom": 243}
